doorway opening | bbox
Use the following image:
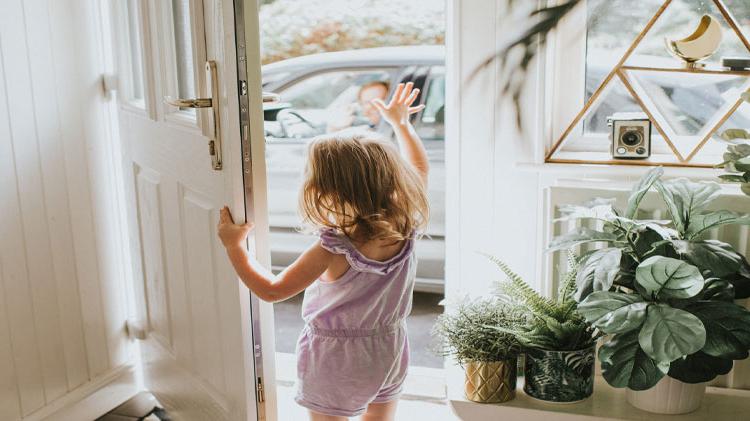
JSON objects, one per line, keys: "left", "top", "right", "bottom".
{"left": 257, "top": 0, "right": 448, "bottom": 418}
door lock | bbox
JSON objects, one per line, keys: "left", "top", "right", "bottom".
{"left": 163, "top": 60, "right": 223, "bottom": 170}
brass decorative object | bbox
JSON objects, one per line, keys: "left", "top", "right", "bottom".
{"left": 464, "top": 359, "right": 517, "bottom": 403}
{"left": 547, "top": 0, "right": 750, "bottom": 168}
{"left": 665, "top": 14, "right": 724, "bottom": 67}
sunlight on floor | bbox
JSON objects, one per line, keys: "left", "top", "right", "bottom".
{"left": 276, "top": 384, "right": 455, "bottom": 420}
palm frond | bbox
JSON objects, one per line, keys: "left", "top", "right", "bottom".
{"left": 469, "top": 0, "right": 581, "bottom": 128}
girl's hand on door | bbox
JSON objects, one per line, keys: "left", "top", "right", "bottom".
{"left": 371, "top": 82, "right": 425, "bottom": 128}
{"left": 218, "top": 206, "right": 253, "bottom": 248}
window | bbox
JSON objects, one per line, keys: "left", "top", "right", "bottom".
{"left": 416, "top": 66, "right": 445, "bottom": 141}
{"left": 584, "top": 0, "right": 750, "bottom": 137}
{"left": 265, "top": 69, "right": 394, "bottom": 139}
{"left": 124, "top": 0, "right": 145, "bottom": 103}
{"left": 550, "top": 0, "right": 750, "bottom": 161}
{"left": 170, "top": 0, "right": 197, "bottom": 115}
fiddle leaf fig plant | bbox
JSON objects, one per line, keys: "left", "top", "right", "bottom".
{"left": 551, "top": 167, "right": 750, "bottom": 390}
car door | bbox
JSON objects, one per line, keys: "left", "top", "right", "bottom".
{"left": 113, "top": 0, "right": 268, "bottom": 419}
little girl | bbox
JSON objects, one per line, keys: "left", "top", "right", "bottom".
{"left": 218, "top": 82, "right": 429, "bottom": 421}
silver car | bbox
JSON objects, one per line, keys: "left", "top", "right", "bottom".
{"left": 262, "top": 46, "right": 445, "bottom": 292}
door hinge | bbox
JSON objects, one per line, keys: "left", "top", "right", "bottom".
{"left": 256, "top": 376, "right": 265, "bottom": 403}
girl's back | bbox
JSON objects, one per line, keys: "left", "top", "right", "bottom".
{"left": 301, "top": 228, "right": 416, "bottom": 333}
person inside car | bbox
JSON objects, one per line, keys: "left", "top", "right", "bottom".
{"left": 327, "top": 80, "right": 390, "bottom": 132}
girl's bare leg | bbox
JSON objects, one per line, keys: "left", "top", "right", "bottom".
{"left": 308, "top": 410, "right": 347, "bottom": 421}
{"left": 361, "top": 400, "right": 398, "bottom": 421}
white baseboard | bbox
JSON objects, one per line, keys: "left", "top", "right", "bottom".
{"left": 24, "top": 364, "right": 138, "bottom": 421}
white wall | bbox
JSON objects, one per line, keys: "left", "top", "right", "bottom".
{"left": 446, "top": 0, "right": 546, "bottom": 298}
{"left": 0, "top": 0, "right": 134, "bottom": 419}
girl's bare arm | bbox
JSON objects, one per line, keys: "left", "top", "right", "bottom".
{"left": 218, "top": 207, "right": 331, "bottom": 302}
{"left": 372, "top": 82, "right": 430, "bottom": 185}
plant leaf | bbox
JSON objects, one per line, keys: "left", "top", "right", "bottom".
{"left": 719, "top": 174, "right": 746, "bottom": 182}
{"left": 668, "top": 352, "right": 733, "bottom": 384}
{"left": 574, "top": 248, "right": 621, "bottom": 301}
{"left": 672, "top": 239, "right": 742, "bottom": 277}
{"left": 701, "top": 278, "right": 735, "bottom": 302}
{"left": 638, "top": 304, "right": 706, "bottom": 363}
{"left": 655, "top": 179, "right": 721, "bottom": 235}
{"left": 555, "top": 198, "right": 617, "bottom": 222}
{"left": 687, "top": 301, "right": 750, "bottom": 359}
{"left": 736, "top": 157, "right": 750, "bottom": 172}
{"left": 548, "top": 227, "right": 619, "bottom": 251}
{"left": 720, "top": 128, "right": 750, "bottom": 144}
{"left": 625, "top": 167, "right": 663, "bottom": 218}
{"left": 726, "top": 255, "right": 750, "bottom": 299}
{"left": 578, "top": 291, "right": 648, "bottom": 334}
{"left": 635, "top": 256, "right": 704, "bottom": 300}
{"left": 685, "top": 211, "right": 750, "bottom": 239}
{"left": 599, "top": 330, "right": 668, "bottom": 390}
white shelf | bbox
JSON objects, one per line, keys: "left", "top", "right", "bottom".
{"left": 447, "top": 365, "right": 750, "bottom": 420}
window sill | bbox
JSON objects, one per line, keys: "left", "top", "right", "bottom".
{"left": 515, "top": 160, "right": 724, "bottom": 179}
{"left": 447, "top": 365, "right": 750, "bottom": 420}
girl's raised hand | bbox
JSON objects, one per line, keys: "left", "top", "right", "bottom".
{"left": 217, "top": 206, "right": 254, "bottom": 248}
{"left": 371, "top": 82, "right": 425, "bottom": 127}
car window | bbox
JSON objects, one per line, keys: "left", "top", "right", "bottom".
{"left": 416, "top": 66, "right": 445, "bottom": 141}
{"left": 265, "top": 68, "right": 394, "bottom": 139}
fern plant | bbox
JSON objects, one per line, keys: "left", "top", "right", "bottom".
{"left": 485, "top": 254, "right": 597, "bottom": 352}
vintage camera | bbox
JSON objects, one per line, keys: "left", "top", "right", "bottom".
{"left": 608, "top": 113, "right": 651, "bottom": 159}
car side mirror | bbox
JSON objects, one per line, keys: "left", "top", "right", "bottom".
{"left": 264, "top": 102, "right": 292, "bottom": 121}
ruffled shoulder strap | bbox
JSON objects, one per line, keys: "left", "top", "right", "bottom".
{"left": 318, "top": 228, "right": 415, "bottom": 275}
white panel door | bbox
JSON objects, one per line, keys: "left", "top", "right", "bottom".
{"left": 113, "top": 0, "right": 269, "bottom": 419}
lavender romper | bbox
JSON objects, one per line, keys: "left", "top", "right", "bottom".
{"left": 294, "top": 228, "right": 416, "bottom": 417}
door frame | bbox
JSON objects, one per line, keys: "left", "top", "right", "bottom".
{"left": 231, "top": 1, "right": 277, "bottom": 419}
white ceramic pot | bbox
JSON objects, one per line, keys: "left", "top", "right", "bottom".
{"left": 626, "top": 376, "right": 706, "bottom": 414}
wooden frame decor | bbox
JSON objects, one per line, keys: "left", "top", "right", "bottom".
{"left": 546, "top": 0, "right": 750, "bottom": 168}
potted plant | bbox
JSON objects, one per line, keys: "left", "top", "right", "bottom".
{"left": 487, "top": 255, "right": 598, "bottom": 403}
{"left": 433, "top": 297, "right": 525, "bottom": 403}
{"left": 551, "top": 167, "right": 750, "bottom": 414}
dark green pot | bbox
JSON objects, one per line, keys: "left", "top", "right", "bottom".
{"left": 523, "top": 345, "right": 595, "bottom": 403}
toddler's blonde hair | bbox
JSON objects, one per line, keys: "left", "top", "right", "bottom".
{"left": 300, "top": 131, "right": 429, "bottom": 243}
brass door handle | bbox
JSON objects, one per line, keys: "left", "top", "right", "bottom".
{"left": 164, "top": 97, "right": 213, "bottom": 108}
{"left": 162, "top": 61, "right": 223, "bottom": 170}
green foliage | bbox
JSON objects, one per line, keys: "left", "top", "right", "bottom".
{"left": 598, "top": 330, "right": 669, "bottom": 391}
{"left": 718, "top": 94, "right": 750, "bottom": 195}
{"left": 486, "top": 255, "right": 596, "bottom": 352}
{"left": 432, "top": 297, "right": 524, "bottom": 363}
{"left": 552, "top": 167, "right": 750, "bottom": 389}
{"left": 471, "top": 0, "right": 580, "bottom": 128}
{"left": 635, "top": 256, "right": 704, "bottom": 300}
{"left": 259, "top": 0, "right": 444, "bottom": 65}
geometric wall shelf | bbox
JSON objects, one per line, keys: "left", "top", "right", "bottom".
{"left": 546, "top": 0, "right": 750, "bottom": 168}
